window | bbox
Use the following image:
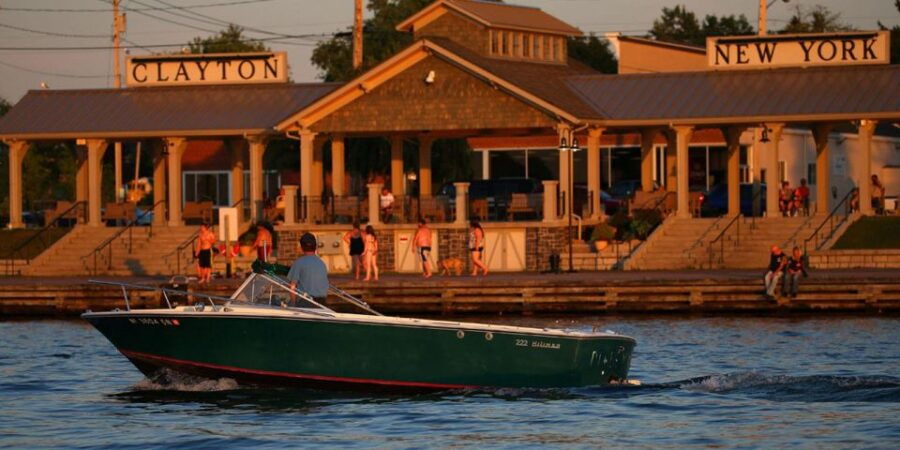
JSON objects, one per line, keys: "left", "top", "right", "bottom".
{"left": 490, "top": 30, "right": 499, "bottom": 54}
{"left": 533, "top": 33, "right": 542, "bottom": 59}
{"left": 502, "top": 31, "right": 511, "bottom": 55}
{"left": 544, "top": 35, "right": 553, "bottom": 61}
{"left": 183, "top": 171, "right": 230, "bottom": 207}
{"left": 807, "top": 163, "right": 816, "bottom": 185}
{"left": 523, "top": 34, "right": 531, "bottom": 57}
{"left": 512, "top": 32, "right": 521, "bottom": 56}
{"left": 556, "top": 37, "right": 565, "bottom": 62}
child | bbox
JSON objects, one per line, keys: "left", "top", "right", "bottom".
{"left": 363, "top": 225, "right": 379, "bottom": 282}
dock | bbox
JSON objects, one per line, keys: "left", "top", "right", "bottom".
{"left": 1, "top": 269, "right": 899, "bottom": 316}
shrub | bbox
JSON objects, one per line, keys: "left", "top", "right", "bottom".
{"left": 590, "top": 222, "right": 617, "bottom": 242}
{"left": 607, "top": 210, "right": 631, "bottom": 240}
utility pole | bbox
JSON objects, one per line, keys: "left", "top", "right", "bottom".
{"left": 758, "top": 0, "right": 767, "bottom": 35}
{"left": 112, "top": 0, "right": 126, "bottom": 202}
{"left": 353, "top": 0, "right": 363, "bottom": 70}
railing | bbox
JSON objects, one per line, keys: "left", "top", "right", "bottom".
{"left": 1, "top": 201, "right": 86, "bottom": 276}
{"left": 167, "top": 229, "right": 200, "bottom": 275}
{"left": 299, "top": 195, "right": 368, "bottom": 224}
{"left": 82, "top": 200, "right": 165, "bottom": 275}
{"left": 803, "top": 188, "right": 855, "bottom": 254}
{"left": 707, "top": 213, "right": 743, "bottom": 269}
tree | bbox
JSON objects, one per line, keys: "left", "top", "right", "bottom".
{"left": 778, "top": 5, "right": 854, "bottom": 34}
{"left": 0, "top": 97, "right": 10, "bottom": 117}
{"left": 188, "top": 24, "right": 267, "bottom": 54}
{"left": 650, "top": 5, "right": 754, "bottom": 47}
{"left": 878, "top": 0, "right": 900, "bottom": 64}
{"left": 567, "top": 35, "right": 617, "bottom": 74}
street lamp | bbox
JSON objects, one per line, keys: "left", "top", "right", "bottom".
{"left": 559, "top": 133, "right": 580, "bottom": 273}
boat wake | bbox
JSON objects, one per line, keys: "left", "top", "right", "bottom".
{"left": 673, "top": 372, "right": 900, "bottom": 402}
{"left": 129, "top": 368, "right": 239, "bottom": 392}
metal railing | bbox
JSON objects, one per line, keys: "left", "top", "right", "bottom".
{"left": 82, "top": 200, "right": 165, "bottom": 274}
{"left": 299, "top": 195, "right": 368, "bottom": 224}
{"left": 166, "top": 229, "right": 200, "bottom": 275}
{"left": 803, "top": 189, "right": 855, "bottom": 254}
{"left": 707, "top": 213, "right": 743, "bottom": 269}
{"left": 2, "top": 201, "right": 86, "bottom": 276}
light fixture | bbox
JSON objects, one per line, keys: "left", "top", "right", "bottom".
{"left": 558, "top": 136, "right": 569, "bottom": 152}
{"left": 424, "top": 70, "right": 435, "bottom": 84}
{"left": 760, "top": 127, "right": 771, "bottom": 143}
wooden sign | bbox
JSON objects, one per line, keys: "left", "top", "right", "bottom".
{"left": 126, "top": 52, "right": 288, "bottom": 87}
{"left": 707, "top": 31, "right": 889, "bottom": 70}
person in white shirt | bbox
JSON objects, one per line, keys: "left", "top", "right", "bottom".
{"left": 379, "top": 187, "right": 395, "bottom": 223}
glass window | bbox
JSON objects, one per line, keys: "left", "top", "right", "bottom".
{"left": 490, "top": 30, "right": 499, "bottom": 54}
{"left": 533, "top": 33, "right": 542, "bottom": 59}
{"left": 523, "top": 34, "right": 531, "bottom": 58}
{"left": 512, "top": 32, "right": 521, "bottom": 56}
{"left": 544, "top": 35, "right": 553, "bottom": 61}
{"left": 232, "top": 274, "right": 325, "bottom": 310}
{"left": 184, "top": 174, "right": 196, "bottom": 203}
{"left": 807, "top": 163, "right": 816, "bottom": 185}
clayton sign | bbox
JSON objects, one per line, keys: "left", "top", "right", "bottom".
{"left": 126, "top": 52, "right": 287, "bottom": 87}
{"left": 707, "top": 31, "right": 889, "bottom": 70}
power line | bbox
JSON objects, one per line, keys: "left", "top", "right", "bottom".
{"left": 0, "top": 59, "right": 107, "bottom": 78}
{"left": 0, "top": 22, "right": 109, "bottom": 38}
{"left": 0, "top": 32, "right": 332, "bottom": 51}
{"left": 0, "top": 0, "right": 280, "bottom": 13}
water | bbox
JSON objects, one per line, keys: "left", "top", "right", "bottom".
{"left": 2, "top": 316, "right": 899, "bottom": 448}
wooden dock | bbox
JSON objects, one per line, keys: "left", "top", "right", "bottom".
{"left": 1, "top": 270, "right": 898, "bottom": 316}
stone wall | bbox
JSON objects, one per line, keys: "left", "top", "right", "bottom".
{"left": 438, "top": 228, "right": 469, "bottom": 271}
{"left": 808, "top": 249, "right": 900, "bottom": 269}
{"left": 526, "top": 226, "right": 568, "bottom": 271}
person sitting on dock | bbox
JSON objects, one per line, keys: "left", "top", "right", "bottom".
{"left": 782, "top": 246, "right": 807, "bottom": 298}
{"left": 287, "top": 233, "right": 329, "bottom": 303}
{"left": 764, "top": 245, "right": 787, "bottom": 300}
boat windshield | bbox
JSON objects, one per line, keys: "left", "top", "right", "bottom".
{"left": 230, "top": 273, "right": 331, "bottom": 311}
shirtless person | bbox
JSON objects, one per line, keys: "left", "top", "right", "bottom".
{"left": 412, "top": 218, "right": 433, "bottom": 278}
{"left": 195, "top": 222, "right": 217, "bottom": 284}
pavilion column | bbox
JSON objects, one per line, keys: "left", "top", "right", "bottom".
{"left": 85, "top": 139, "right": 109, "bottom": 227}
{"left": 418, "top": 136, "right": 433, "bottom": 197}
{"left": 542, "top": 180, "right": 560, "bottom": 222}
{"left": 390, "top": 136, "right": 404, "bottom": 196}
{"left": 664, "top": 131, "right": 677, "bottom": 191}
{"left": 114, "top": 142, "right": 123, "bottom": 202}
{"left": 7, "top": 140, "right": 29, "bottom": 229}
{"left": 813, "top": 124, "right": 833, "bottom": 215}
{"left": 640, "top": 128, "right": 658, "bottom": 192}
{"left": 299, "top": 131, "right": 316, "bottom": 223}
{"left": 587, "top": 127, "right": 604, "bottom": 219}
{"left": 331, "top": 135, "right": 346, "bottom": 196}
{"left": 247, "top": 135, "right": 268, "bottom": 222}
{"left": 151, "top": 140, "right": 167, "bottom": 226}
{"left": 75, "top": 145, "right": 88, "bottom": 208}
{"left": 312, "top": 136, "right": 326, "bottom": 198}
{"left": 723, "top": 126, "right": 746, "bottom": 217}
{"left": 367, "top": 183, "right": 383, "bottom": 226}
{"left": 228, "top": 139, "right": 246, "bottom": 215}
{"left": 672, "top": 126, "right": 694, "bottom": 218}
{"left": 857, "top": 120, "right": 877, "bottom": 216}
{"left": 165, "top": 137, "right": 187, "bottom": 227}
{"left": 764, "top": 123, "right": 785, "bottom": 217}
{"left": 454, "top": 182, "right": 469, "bottom": 225}
{"left": 282, "top": 185, "right": 298, "bottom": 225}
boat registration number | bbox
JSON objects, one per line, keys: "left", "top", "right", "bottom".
{"left": 515, "top": 339, "right": 560, "bottom": 350}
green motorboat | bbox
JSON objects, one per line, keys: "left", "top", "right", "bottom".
{"left": 83, "top": 270, "right": 635, "bottom": 391}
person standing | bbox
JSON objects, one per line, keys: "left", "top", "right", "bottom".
{"left": 778, "top": 181, "right": 794, "bottom": 217}
{"left": 412, "top": 218, "right": 433, "bottom": 278}
{"left": 363, "top": 225, "right": 379, "bottom": 282}
{"left": 287, "top": 233, "right": 329, "bottom": 303}
{"left": 468, "top": 220, "right": 488, "bottom": 277}
{"left": 794, "top": 179, "right": 810, "bottom": 216}
{"left": 872, "top": 174, "right": 886, "bottom": 214}
{"left": 252, "top": 223, "right": 274, "bottom": 262}
{"left": 194, "top": 222, "right": 217, "bottom": 285}
{"left": 763, "top": 245, "right": 787, "bottom": 299}
{"left": 782, "top": 246, "right": 807, "bottom": 298}
{"left": 343, "top": 222, "right": 365, "bottom": 280}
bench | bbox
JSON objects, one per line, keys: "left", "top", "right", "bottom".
{"left": 102, "top": 202, "right": 136, "bottom": 223}
{"left": 43, "top": 201, "right": 84, "bottom": 226}
{"left": 507, "top": 193, "right": 535, "bottom": 220}
{"left": 183, "top": 201, "right": 213, "bottom": 224}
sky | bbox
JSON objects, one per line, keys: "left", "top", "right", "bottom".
{"left": 0, "top": 0, "right": 897, "bottom": 103}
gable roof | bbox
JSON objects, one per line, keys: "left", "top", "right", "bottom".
{"left": 396, "top": 0, "right": 582, "bottom": 36}
{"left": 0, "top": 83, "right": 339, "bottom": 140}
{"left": 565, "top": 64, "right": 900, "bottom": 125}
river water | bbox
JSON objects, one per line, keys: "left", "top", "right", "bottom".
{"left": 1, "top": 315, "right": 898, "bottom": 448}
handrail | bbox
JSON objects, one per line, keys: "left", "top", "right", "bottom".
{"left": 803, "top": 188, "right": 855, "bottom": 254}
{"left": 170, "top": 230, "right": 200, "bottom": 275}
{"left": 707, "top": 213, "right": 742, "bottom": 269}
{"left": 2, "top": 201, "right": 85, "bottom": 275}
{"left": 82, "top": 200, "right": 164, "bottom": 275}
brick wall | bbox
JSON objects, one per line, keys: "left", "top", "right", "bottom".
{"left": 808, "top": 249, "right": 900, "bottom": 269}
{"left": 526, "top": 226, "right": 567, "bottom": 271}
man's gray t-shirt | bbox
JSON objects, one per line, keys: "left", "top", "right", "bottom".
{"left": 287, "top": 255, "right": 329, "bottom": 298}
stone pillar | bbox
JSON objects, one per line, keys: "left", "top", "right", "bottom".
{"left": 228, "top": 139, "right": 246, "bottom": 213}
{"left": 151, "top": 140, "right": 167, "bottom": 226}
{"left": 114, "top": 142, "right": 123, "bottom": 202}
{"left": 75, "top": 144, "right": 88, "bottom": 207}
{"left": 454, "top": 182, "right": 469, "bottom": 225}
{"left": 857, "top": 120, "right": 877, "bottom": 216}
{"left": 7, "top": 140, "right": 29, "bottom": 229}
{"left": 723, "top": 126, "right": 745, "bottom": 217}
{"left": 85, "top": 139, "right": 109, "bottom": 227}
{"left": 247, "top": 135, "right": 268, "bottom": 221}
{"left": 418, "top": 136, "right": 433, "bottom": 197}
{"left": 282, "top": 185, "right": 298, "bottom": 225}
{"left": 813, "top": 124, "right": 833, "bottom": 215}
{"left": 587, "top": 127, "right": 604, "bottom": 219}
{"left": 640, "top": 128, "right": 658, "bottom": 192}
{"left": 672, "top": 126, "right": 693, "bottom": 218}
{"left": 166, "top": 137, "right": 187, "bottom": 226}
{"left": 367, "top": 182, "right": 383, "bottom": 225}
{"left": 765, "top": 123, "right": 785, "bottom": 217}
{"left": 299, "top": 131, "right": 316, "bottom": 223}
{"left": 482, "top": 150, "right": 490, "bottom": 180}
{"left": 390, "top": 136, "right": 405, "bottom": 195}
{"left": 665, "top": 131, "right": 677, "bottom": 192}
{"left": 542, "top": 180, "right": 559, "bottom": 223}
{"left": 332, "top": 135, "right": 346, "bottom": 196}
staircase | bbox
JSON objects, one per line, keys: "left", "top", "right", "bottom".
{"left": 560, "top": 239, "right": 638, "bottom": 271}
{"left": 22, "top": 226, "right": 121, "bottom": 276}
{"left": 716, "top": 216, "right": 816, "bottom": 269}
{"left": 624, "top": 218, "right": 725, "bottom": 269}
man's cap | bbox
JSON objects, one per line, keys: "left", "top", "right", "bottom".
{"left": 300, "top": 232, "right": 317, "bottom": 250}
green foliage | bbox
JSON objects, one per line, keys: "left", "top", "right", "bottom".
{"left": 188, "top": 24, "right": 268, "bottom": 54}
{"left": 702, "top": 14, "right": 754, "bottom": 37}
{"left": 21, "top": 142, "right": 77, "bottom": 211}
{"left": 778, "top": 5, "right": 853, "bottom": 34}
{"left": 238, "top": 227, "right": 257, "bottom": 245}
{"left": 590, "top": 222, "right": 616, "bottom": 242}
{"left": 607, "top": 209, "right": 631, "bottom": 241}
{"left": 877, "top": 0, "right": 900, "bottom": 64}
{"left": 0, "top": 97, "right": 11, "bottom": 117}
{"left": 650, "top": 5, "right": 754, "bottom": 47}
{"left": 567, "top": 34, "right": 617, "bottom": 74}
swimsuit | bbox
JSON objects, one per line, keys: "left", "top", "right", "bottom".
{"left": 198, "top": 249, "right": 212, "bottom": 268}
{"left": 349, "top": 235, "right": 364, "bottom": 256}
{"left": 419, "top": 246, "right": 431, "bottom": 262}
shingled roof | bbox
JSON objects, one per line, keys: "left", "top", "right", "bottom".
{"left": 397, "top": 0, "right": 582, "bottom": 36}
{"left": 0, "top": 82, "right": 339, "bottom": 139}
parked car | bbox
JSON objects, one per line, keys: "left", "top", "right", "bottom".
{"left": 608, "top": 179, "right": 642, "bottom": 200}
{"left": 699, "top": 183, "right": 767, "bottom": 217}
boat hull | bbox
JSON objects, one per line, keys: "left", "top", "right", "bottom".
{"left": 84, "top": 313, "right": 634, "bottom": 390}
